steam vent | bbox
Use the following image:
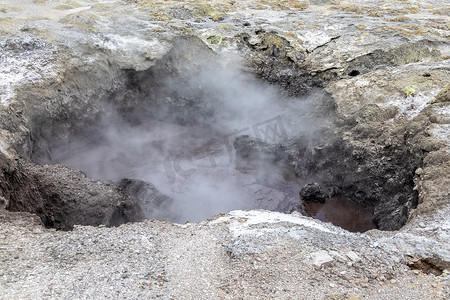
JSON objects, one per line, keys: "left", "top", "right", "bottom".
{"left": 1, "top": 0, "right": 449, "bottom": 298}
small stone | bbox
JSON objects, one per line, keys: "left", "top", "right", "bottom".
{"left": 329, "top": 250, "right": 347, "bottom": 262}
{"left": 390, "top": 279, "right": 397, "bottom": 284}
{"left": 310, "top": 250, "right": 334, "bottom": 267}
{"left": 346, "top": 251, "right": 361, "bottom": 263}
{"left": 418, "top": 222, "right": 426, "bottom": 228}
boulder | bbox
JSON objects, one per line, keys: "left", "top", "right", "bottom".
{"left": 300, "top": 183, "right": 329, "bottom": 203}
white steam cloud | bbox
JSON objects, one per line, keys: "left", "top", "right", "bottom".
{"left": 45, "top": 56, "right": 327, "bottom": 223}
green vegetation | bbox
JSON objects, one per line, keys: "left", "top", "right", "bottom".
{"left": 253, "top": 0, "right": 309, "bottom": 11}
{"left": 403, "top": 86, "right": 416, "bottom": 97}
{"left": 207, "top": 35, "right": 222, "bottom": 45}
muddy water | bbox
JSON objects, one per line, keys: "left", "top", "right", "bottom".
{"left": 304, "top": 197, "right": 375, "bottom": 232}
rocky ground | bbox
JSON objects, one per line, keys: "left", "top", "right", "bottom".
{"left": 1, "top": 208, "right": 449, "bottom": 299}
{"left": 0, "top": 0, "right": 449, "bottom": 299}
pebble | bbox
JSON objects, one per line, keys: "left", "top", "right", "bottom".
{"left": 346, "top": 251, "right": 361, "bottom": 263}
{"left": 310, "top": 250, "right": 334, "bottom": 267}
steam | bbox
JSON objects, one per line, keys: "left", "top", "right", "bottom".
{"left": 44, "top": 54, "right": 327, "bottom": 223}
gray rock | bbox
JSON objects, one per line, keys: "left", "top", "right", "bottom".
{"left": 117, "top": 178, "right": 177, "bottom": 222}
{"left": 0, "top": 153, "right": 144, "bottom": 230}
{"left": 346, "top": 251, "right": 361, "bottom": 263}
{"left": 311, "top": 250, "right": 334, "bottom": 267}
{"left": 300, "top": 183, "right": 329, "bottom": 203}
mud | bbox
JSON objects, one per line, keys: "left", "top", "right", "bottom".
{"left": 304, "top": 197, "right": 376, "bottom": 233}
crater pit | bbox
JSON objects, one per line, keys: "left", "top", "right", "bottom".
{"left": 3, "top": 37, "right": 420, "bottom": 232}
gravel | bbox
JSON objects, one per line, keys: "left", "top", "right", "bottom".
{"left": 1, "top": 208, "right": 448, "bottom": 299}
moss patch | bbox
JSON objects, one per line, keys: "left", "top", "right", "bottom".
{"left": 0, "top": 17, "right": 19, "bottom": 34}
{"left": 59, "top": 13, "right": 99, "bottom": 33}
{"left": 403, "top": 86, "right": 416, "bottom": 97}
{"left": 388, "top": 16, "right": 411, "bottom": 22}
{"left": 432, "top": 84, "right": 450, "bottom": 103}
{"left": 207, "top": 35, "right": 222, "bottom": 45}
{"left": 253, "top": 0, "right": 308, "bottom": 11}
{"left": 433, "top": 7, "right": 450, "bottom": 16}
{"left": 331, "top": 2, "right": 423, "bottom": 17}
